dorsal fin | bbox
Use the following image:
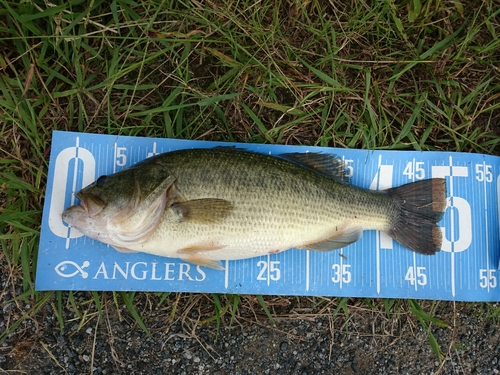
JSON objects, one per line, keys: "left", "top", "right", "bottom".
{"left": 279, "top": 152, "right": 348, "bottom": 181}
{"left": 213, "top": 146, "right": 240, "bottom": 150}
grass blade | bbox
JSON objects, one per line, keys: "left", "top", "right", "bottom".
{"left": 256, "top": 295, "right": 275, "bottom": 323}
{"left": 119, "top": 292, "right": 150, "bottom": 336}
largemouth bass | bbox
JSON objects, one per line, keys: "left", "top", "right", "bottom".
{"left": 62, "top": 148, "right": 446, "bottom": 269}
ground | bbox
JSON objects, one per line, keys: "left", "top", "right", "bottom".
{"left": 2, "top": 275, "right": 500, "bottom": 374}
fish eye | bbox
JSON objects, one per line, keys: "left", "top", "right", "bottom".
{"left": 96, "top": 175, "right": 109, "bottom": 187}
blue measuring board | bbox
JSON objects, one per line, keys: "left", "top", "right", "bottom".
{"left": 36, "top": 131, "right": 500, "bottom": 301}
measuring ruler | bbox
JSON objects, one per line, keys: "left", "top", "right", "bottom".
{"left": 36, "top": 131, "right": 500, "bottom": 301}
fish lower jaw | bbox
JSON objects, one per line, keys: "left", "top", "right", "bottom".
{"left": 61, "top": 204, "right": 86, "bottom": 222}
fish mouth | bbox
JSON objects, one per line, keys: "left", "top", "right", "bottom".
{"left": 63, "top": 204, "right": 86, "bottom": 216}
{"left": 61, "top": 193, "right": 106, "bottom": 228}
{"left": 61, "top": 203, "right": 111, "bottom": 242}
{"left": 61, "top": 204, "right": 87, "bottom": 228}
{"left": 75, "top": 192, "right": 106, "bottom": 217}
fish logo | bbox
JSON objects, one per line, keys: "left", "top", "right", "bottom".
{"left": 55, "top": 260, "right": 90, "bottom": 279}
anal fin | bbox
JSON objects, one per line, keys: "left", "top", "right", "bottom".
{"left": 303, "top": 227, "right": 363, "bottom": 251}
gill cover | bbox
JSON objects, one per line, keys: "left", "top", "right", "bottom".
{"left": 105, "top": 175, "right": 176, "bottom": 248}
{"left": 62, "top": 155, "right": 176, "bottom": 249}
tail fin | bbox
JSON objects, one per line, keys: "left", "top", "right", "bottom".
{"left": 386, "top": 178, "right": 446, "bottom": 255}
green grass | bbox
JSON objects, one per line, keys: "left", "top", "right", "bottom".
{"left": 1, "top": 0, "right": 500, "bottom": 363}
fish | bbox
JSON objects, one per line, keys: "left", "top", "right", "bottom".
{"left": 62, "top": 148, "right": 447, "bottom": 269}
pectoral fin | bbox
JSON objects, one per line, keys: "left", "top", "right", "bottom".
{"left": 171, "top": 198, "right": 233, "bottom": 223}
{"left": 303, "top": 227, "right": 363, "bottom": 251}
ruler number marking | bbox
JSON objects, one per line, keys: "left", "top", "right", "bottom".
{"left": 115, "top": 146, "right": 127, "bottom": 167}
{"left": 475, "top": 163, "right": 493, "bottom": 183}
{"left": 331, "top": 263, "right": 351, "bottom": 284}
{"left": 403, "top": 161, "right": 425, "bottom": 180}
{"left": 343, "top": 157, "right": 354, "bottom": 178}
{"left": 479, "top": 269, "right": 497, "bottom": 289}
{"left": 49, "top": 138, "right": 96, "bottom": 243}
{"left": 432, "top": 164, "right": 472, "bottom": 253}
{"left": 256, "top": 260, "right": 281, "bottom": 281}
{"left": 405, "top": 266, "right": 427, "bottom": 286}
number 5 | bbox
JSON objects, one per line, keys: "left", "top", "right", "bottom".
{"left": 115, "top": 145, "right": 127, "bottom": 167}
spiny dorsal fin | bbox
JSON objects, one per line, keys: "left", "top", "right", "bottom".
{"left": 279, "top": 152, "right": 348, "bottom": 181}
{"left": 171, "top": 198, "right": 234, "bottom": 223}
{"left": 214, "top": 145, "right": 238, "bottom": 149}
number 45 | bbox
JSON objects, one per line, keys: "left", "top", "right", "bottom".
{"left": 405, "top": 266, "right": 427, "bottom": 286}
{"left": 403, "top": 161, "right": 425, "bottom": 180}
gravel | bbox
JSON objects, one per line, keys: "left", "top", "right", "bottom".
{"left": 2, "top": 263, "right": 500, "bottom": 374}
